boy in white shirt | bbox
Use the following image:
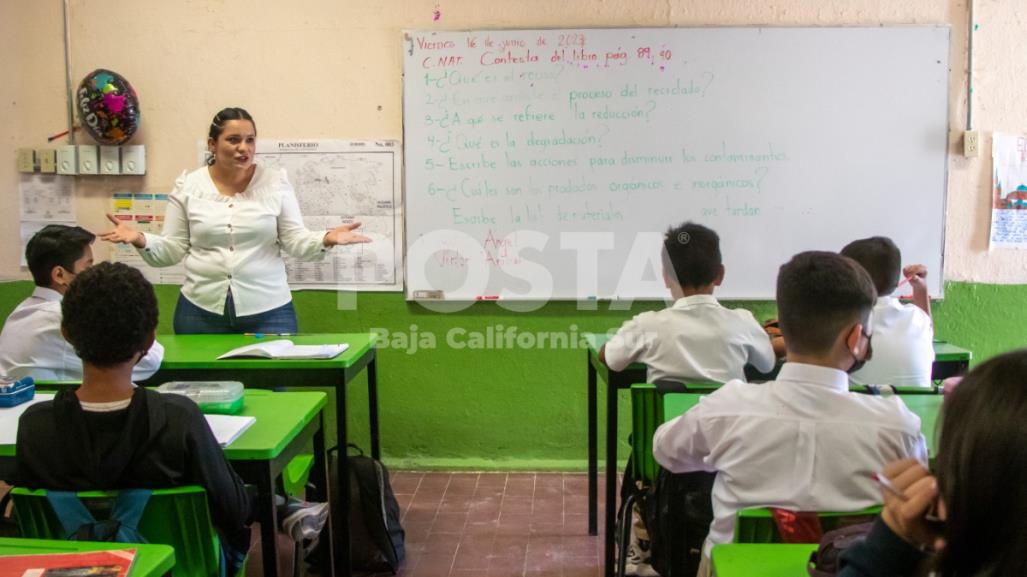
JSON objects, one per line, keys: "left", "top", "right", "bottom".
{"left": 841, "top": 236, "right": 934, "bottom": 387}
{"left": 600, "top": 221, "right": 776, "bottom": 384}
{"left": 600, "top": 222, "right": 776, "bottom": 576}
{"left": 0, "top": 225, "right": 163, "bottom": 381}
{"left": 653, "top": 251, "right": 927, "bottom": 577}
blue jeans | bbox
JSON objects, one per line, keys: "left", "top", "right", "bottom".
{"left": 173, "top": 291, "right": 298, "bottom": 334}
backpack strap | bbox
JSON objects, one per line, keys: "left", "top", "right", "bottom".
{"left": 109, "top": 489, "right": 152, "bottom": 542}
{"left": 46, "top": 491, "right": 99, "bottom": 540}
{"left": 45, "top": 489, "right": 152, "bottom": 543}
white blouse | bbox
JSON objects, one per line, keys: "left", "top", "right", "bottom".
{"left": 138, "top": 165, "right": 326, "bottom": 316}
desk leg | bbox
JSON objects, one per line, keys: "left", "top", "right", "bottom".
{"left": 587, "top": 351, "right": 598, "bottom": 536}
{"left": 335, "top": 383, "right": 352, "bottom": 577}
{"left": 604, "top": 375, "right": 617, "bottom": 577}
{"left": 256, "top": 465, "right": 280, "bottom": 577}
{"left": 310, "top": 412, "right": 336, "bottom": 577}
{"left": 368, "top": 354, "right": 381, "bottom": 461}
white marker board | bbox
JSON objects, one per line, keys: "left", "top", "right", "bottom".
{"left": 403, "top": 27, "right": 949, "bottom": 300}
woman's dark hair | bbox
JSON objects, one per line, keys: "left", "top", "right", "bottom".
{"left": 935, "top": 349, "right": 1027, "bottom": 577}
{"left": 25, "top": 225, "right": 95, "bottom": 287}
{"left": 207, "top": 107, "right": 255, "bottom": 165}
{"left": 61, "top": 262, "right": 158, "bottom": 367}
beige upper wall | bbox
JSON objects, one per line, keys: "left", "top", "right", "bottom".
{"left": 1, "top": 0, "right": 1023, "bottom": 284}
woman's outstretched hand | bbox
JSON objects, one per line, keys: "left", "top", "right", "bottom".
{"left": 323, "top": 222, "right": 372, "bottom": 247}
{"left": 99, "top": 213, "right": 145, "bottom": 248}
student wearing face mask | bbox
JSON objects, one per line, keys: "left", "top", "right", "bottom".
{"left": 653, "top": 251, "right": 927, "bottom": 577}
{"left": 100, "top": 107, "right": 371, "bottom": 334}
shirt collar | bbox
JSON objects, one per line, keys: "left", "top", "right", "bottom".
{"left": 775, "top": 362, "right": 850, "bottom": 392}
{"left": 877, "top": 295, "right": 901, "bottom": 308}
{"left": 671, "top": 294, "right": 719, "bottom": 309}
{"left": 31, "top": 286, "right": 63, "bottom": 303}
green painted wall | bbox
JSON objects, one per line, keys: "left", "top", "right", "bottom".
{"left": 2, "top": 281, "right": 1023, "bottom": 469}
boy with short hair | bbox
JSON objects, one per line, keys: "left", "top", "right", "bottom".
{"left": 840, "top": 236, "right": 934, "bottom": 387}
{"left": 600, "top": 222, "right": 776, "bottom": 576}
{"left": 653, "top": 251, "right": 927, "bottom": 577}
{"left": 600, "top": 221, "right": 776, "bottom": 383}
{"left": 15, "top": 262, "right": 251, "bottom": 570}
{"left": 0, "top": 224, "right": 163, "bottom": 381}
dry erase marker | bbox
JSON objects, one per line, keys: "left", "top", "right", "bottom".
{"left": 475, "top": 295, "right": 500, "bottom": 301}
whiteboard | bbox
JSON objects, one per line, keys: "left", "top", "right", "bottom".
{"left": 402, "top": 27, "right": 949, "bottom": 300}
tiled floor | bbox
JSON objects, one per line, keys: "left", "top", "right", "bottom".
{"left": 247, "top": 472, "right": 611, "bottom": 577}
{"left": 382, "top": 472, "right": 608, "bottom": 577}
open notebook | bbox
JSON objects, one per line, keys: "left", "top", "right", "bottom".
{"left": 203, "top": 414, "right": 255, "bottom": 447}
{"left": 217, "top": 339, "right": 349, "bottom": 360}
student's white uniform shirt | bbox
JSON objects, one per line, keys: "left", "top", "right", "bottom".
{"left": 603, "top": 294, "right": 776, "bottom": 383}
{"left": 850, "top": 296, "right": 935, "bottom": 387}
{"left": 653, "top": 363, "right": 928, "bottom": 557}
{"left": 138, "top": 165, "right": 327, "bottom": 316}
{"left": 0, "top": 287, "right": 164, "bottom": 381}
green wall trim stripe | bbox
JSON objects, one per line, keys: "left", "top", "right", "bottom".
{"left": 0, "top": 280, "right": 1023, "bottom": 468}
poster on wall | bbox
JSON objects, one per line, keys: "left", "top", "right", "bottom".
{"left": 990, "top": 132, "right": 1027, "bottom": 249}
{"left": 19, "top": 174, "right": 76, "bottom": 266}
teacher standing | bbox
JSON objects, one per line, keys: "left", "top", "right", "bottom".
{"left": 101, "top": 107, "right": 370, "bottom": 334}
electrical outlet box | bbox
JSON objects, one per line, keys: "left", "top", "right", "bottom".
{"left": 37, "top": 149, "right": 57, "bottom": 173}
{"left": 16, "top": 148, "right": 35, "bottom": 172}
{"left": 964, "top": 130, "right": 980, "bottom": 157}
{"left": 100, "top": 146, "right": 120, "bottom": 175}
{"left": 121, "top": 145, "right": 145, "bottom": 175}
{"left": 57, "top": 145, "right": 77, "bottom": 175}
{"left": 77, "top": 145, "right": 98, "bottom": 175}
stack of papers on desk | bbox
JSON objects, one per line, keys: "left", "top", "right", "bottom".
{"left": 204, "top": 414, "right": 255, "bottom": 447}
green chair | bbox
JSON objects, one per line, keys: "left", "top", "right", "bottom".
{"left": 12, "top": 485, "right": 239, "bottom": 577}
{"left": 618, "top": 383, "right": 713, "bottom": 577}
{"left": 733, "top": 505, "right": 882, "bottom": 543}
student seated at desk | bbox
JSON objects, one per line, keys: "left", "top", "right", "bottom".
{"left": 599, "top": 222, "right": 775, "bottom": 576}
{"left": 841, "top": 236, "right": 934, "bottom": 387}
{"left": 840, "top": 349, "right": 1027, "bottom": 577}
{"left": 653, "top": 251, "right": 928, "bottom": 577}
{"left": 600, "top": 221, "right": 776, "bottom": 384}
{"left": 14, "top": 262, "right": 252, "bottom": 571}
{"left": 0, "top": 225, "right": 163, "bottom": 381}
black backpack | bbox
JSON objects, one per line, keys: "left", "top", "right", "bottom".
{"left": 642, "top": 469, "right": 716, "bottom": 577}
{"left": 328, "top": 445, "right": 405, "bottom": 573}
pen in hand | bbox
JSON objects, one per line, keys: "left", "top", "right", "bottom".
{"left": 873, "top": 472, "right": 944, "bottom": 525}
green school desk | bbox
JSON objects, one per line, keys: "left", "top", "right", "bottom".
{"left": 585, "top": 332, "right": 964, "bottom": 576}
{"left": 0, "top": 390, "right": 334, "bottom": 577}
{"left": 141, "top": 333, "right": 378, "bottom": 453}
{"left": 140, "top": 332, "right": 377, "bottom": 576}
{"left": 0, "top": 537, "right": 176, "bottom": 577}
{"left": 710, "top": 543, "right": 817, "bottom": 577}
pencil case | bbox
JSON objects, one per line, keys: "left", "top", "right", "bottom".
{"left": 157, "top": 380, "right": 244, "bottom": 414}
{"left": 0, "top": 376, "right": 35, "bottom": 407}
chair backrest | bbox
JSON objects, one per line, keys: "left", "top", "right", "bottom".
{"left": 733, "top": 506, "right": 882, "bottom": 543}
{"left": 630, "top": 383, "right": 712, "bottom": 485}
{"left": 13, "top": 485, "right": 222, "bottom": 577}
